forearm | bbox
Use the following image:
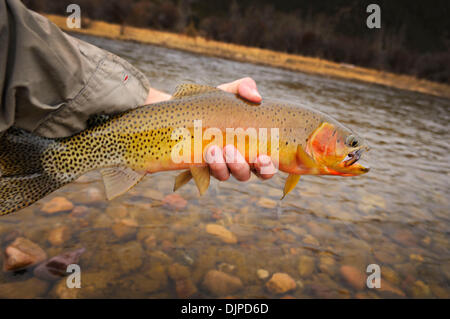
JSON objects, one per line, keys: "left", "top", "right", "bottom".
{"left": 144, "top": 88, "right": 172, "bottom": 104}
{"left": 0, "top": 0, "right": 150, "bottom": 138}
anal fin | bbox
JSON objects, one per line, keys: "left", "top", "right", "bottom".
{"left": 281, "top": 174, "right": 301, "bottom": 199}
{"left": 101, "top": 167, "right": 146, "bottom": 200}
{"left": 173, "top": 170, "right": 193, "bottom": 192}
{"left": 190, "top": 166, "right": 210, "bottom": 195}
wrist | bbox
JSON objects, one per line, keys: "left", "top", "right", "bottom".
{"left": 144, "top": 88, "right": 171, "bottom": 104}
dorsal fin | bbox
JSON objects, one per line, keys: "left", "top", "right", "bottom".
{"left": 172, "top": 84, "right": 221, "bottom": 99}
{"left": 87, "top": 114, "right": 112, "bottom": 128}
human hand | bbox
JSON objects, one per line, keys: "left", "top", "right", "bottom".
{"left": 206, "top": 77, "right": 275, "bottom": 182}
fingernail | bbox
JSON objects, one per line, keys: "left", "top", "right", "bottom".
{"left": 251, "top": 88, "right": 261, "bottom": 99}
{"left": 206, "top": 145, "right": 223, "bottom": 164}
{"left": 224, "top": 145, "right": 244, "bottom": 163}
{"left": 258, "top": 155, "right": 271, "bottom": 166}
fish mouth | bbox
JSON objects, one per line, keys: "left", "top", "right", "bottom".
{"left": 341, "top": 147, "right": 370, "bottom": 173}
{"left": 342, "top": 149, "right": 363, "bottom": 167}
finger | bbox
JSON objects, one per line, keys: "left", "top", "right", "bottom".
{"left": 251, "top": 155, "right": 276, "bottom": 180}
{"left": 205, "top": 145, "right": 230, "bottom": 181}
{"left": 223, "top": 145, "right": 251, "bottom": 182}
{"left": 218, "top": 77, "right": 262, "bottom": 103}
{"left": 237, "top": 78, "right": 262, "bottom": 103}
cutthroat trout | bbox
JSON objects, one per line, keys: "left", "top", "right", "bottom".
{"left": 0, "top": 84, "right": 369, "bottom": 215}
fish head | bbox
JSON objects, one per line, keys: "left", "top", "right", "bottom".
{"left": 306, "top": 122, "right": 370, "bottom": 176}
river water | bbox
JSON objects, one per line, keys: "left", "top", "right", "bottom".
{"left": 0, "top": 34, "right": 448, "bottom": 298}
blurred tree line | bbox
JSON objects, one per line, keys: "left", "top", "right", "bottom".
{"left": 23, "top": 0, "right": 450, "bottom": 84}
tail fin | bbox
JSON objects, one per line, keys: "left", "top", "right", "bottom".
{"left": 0, "top": 128, "right": 62, "bottom": 215}
{"left": 0, "top": 174, "right": 61, "bottom": 215}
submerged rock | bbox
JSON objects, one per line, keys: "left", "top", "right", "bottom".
{"left": 116, "top": 241, "right": 144, "bottom": 273}
{"left": 69, "top": 205, "right": 89, "bottom": 218}
{"left": 48, "top": 226, "right": 71, "bottom": 246}
{"left": 175, "top": 278, "right": 198, "bottom": 298}
{"left": 318, "top": 255, "right": 336, "bottom": 275}
{"left": 206, "top": 224, "right": 237, "bottom": 244}
{"left": 411, "top": 280, "right": 431, "bottom": 298}
{"left": 379, "top": 279, "right": 405, "bottom": 297}
{"left": 163, "top": 194, "right": 187, "bottom": 209}
{"left": 3, "top": 237, "right": 47, "bottom": 271}
{"left": 340, "top": 265, "right": 365, "bottom": 290}
{"left": 51, "top": 271, "right": 120, "bottom": 299}
{"left": 202, "top": 270, "right": 243, "bottom": 296}
{"left": 257, "top": 197, "right": 277, "bottom": 209}
{"left": 298, "top": 255, "right": 315, "bottom": 277}
{"left": 257, "top": 269, "right": 269, "bottom": 280}
{"left": 168, "top": 263, "right": 190, "bottom": 281}
{"left": 143, "top": 189, "right": 165, "bottom": 201}
{"left": 266, "top": 273, "right": 296, "bottom": 294}
{"left": 41, "top": 197, "right": 74, "bottom": 214}
{"left": 111, "top": 218, "right": 138, "bottom": 240}
{"left": 33, "top": 248, "right": 86, "bottom": 281}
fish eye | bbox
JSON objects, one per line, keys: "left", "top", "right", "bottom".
{"left": 345, "top": 135, "right": 359, "bottom": 147}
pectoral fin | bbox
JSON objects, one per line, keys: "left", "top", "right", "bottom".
{"left": 173, "top": 170, "right": 193, "bottom": 192}
{"left": 281, "top": 174, "right": 301, "bottom": 199}
{"left": 190, "top": 166, "right": 210, "bottom": 195}
{"left": 101, "top": 167, "right": 146, "bottom": 200}
{"left": 296, "top": 145, "right": 316, "bottom": 168}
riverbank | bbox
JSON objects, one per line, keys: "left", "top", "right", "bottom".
{"left": 45, "top": 14, "right": 450, "bottom": 99}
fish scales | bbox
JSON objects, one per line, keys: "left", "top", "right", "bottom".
{"left": 0, "top": 84, "right": 369, "bottom": 215}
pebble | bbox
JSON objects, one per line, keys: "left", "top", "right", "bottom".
{"left": 143, "top": 189, "right": 165, "bottom": 201}
{"left": 3, "top": 237, "right": 47, "bottom": 271}
{"left": 33, "top": 248, "right": 86, "bottom": 281}
{"left": 0, "top": 278, "right": 50, "bottom": 298}
{"left": 48, "top": 226, "right": 71, "bottom": 246}
{"left": 379, "top": 279, "right": 405, "bottom": 297}
{"left": 69, "top": 205, "right": 89, "bottom": 218}
{"left": 266, "top": 273, "right": 296, "bottom": 294}
{"left": 302, "top": 234, "right": 320, "bottom": 246}
{"left": 81, "top": 187, "right": 104, "bottom": 203}
{"left": 143, "top": 234, "right": 157, "bottom": 249}
{"left": 409, "top": 254, "right": 424, "bottom": 262}
{"left": 41, "top": 197, "right": 74, "bottom": 214}
{"left": 411, "top": 280, "right": 431, "bottom": 298}
{"left": 175, "top": 278, "right": 198, "bottom": 298}
{"left": 206, "top": 224, "right": 237, "bottom": 244}
{"left": 257, "top": 269, "right": 269, "bottom": 280}
{"left": 163, "top": 194, "right": 187, "bottom": 209}
{"left": 382, "top": 267, "right": 400, "bottom": 285}
{"left": 358, "top": 194, "right": 386, "bottom": 213}
{"left": 392, "top": 229, "right": 416, "bottom": 246}
{"left": 319, "top": 255, "right": 336, "bottom": 275}
{"left": 421, "top": 236, "right": 431, "bottom": 246}
{"left": 116, "top": 241, "right": 144, "bottom": 273}
{"left": 112, "top": 218, "right": 138, "bottom": 240}
{"left": 106, "top": 205, "right": 128, "bottom": 219}
{"left": 168, "top": 263, "right": 190, "bottom": 281}
{"left": 340, "top": 265, "right": 365, "bottom": 290}
{"left": 202, "top": 270, "right": 243, "bottom": 296}
{"left": 297, "top": 255, "right": 315, "bottom": 277}
{"left": 257, "top": 197, "right": 277, "bottom": 209}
